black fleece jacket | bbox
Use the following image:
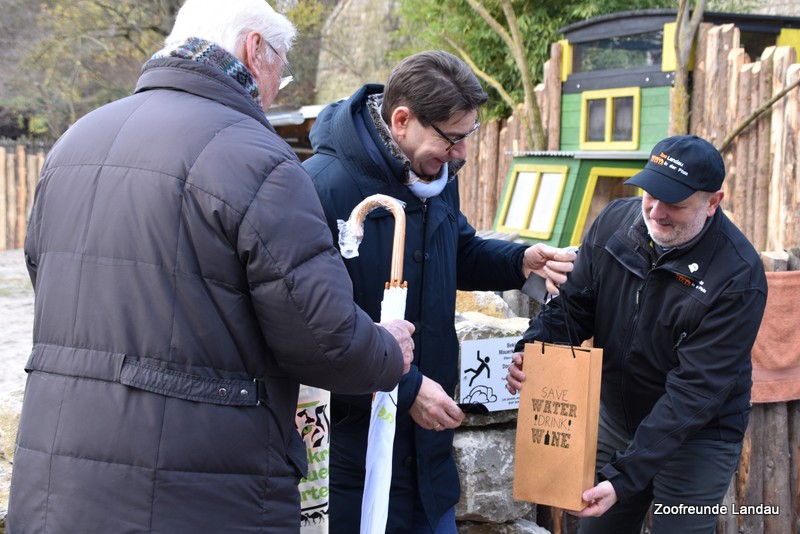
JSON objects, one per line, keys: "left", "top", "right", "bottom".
{"left": 518, "top": 197, "right": 767, "bottom": 502}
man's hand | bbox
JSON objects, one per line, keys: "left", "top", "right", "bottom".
{"left": 377, "top": 319, "right": 415, "bottom": 374}
{"left": 409, "top": 376, "right": 465, "bottom": 431}
{"left": 522, "top": 243, "right": 577, "bottom": 295}
{"left": 505, "top": 351, "right": 525, "bottom": 394}
{"left": 568, "top": 481, "right": 618, "bottom": 518}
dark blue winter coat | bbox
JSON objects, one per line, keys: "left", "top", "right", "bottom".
{"left": 303, "top": 84, "right": 529, "bottom": 531}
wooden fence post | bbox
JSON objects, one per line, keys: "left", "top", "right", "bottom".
{"left": 15, "top": 144, "right": 26, "bottom": 249}
{"left": 768, "top": 46, "right": 796, "bottom": 252}
{"left": 0, "top": 147, "right": 6, "bottom": 252}
{"left": 733, "top": 62, "right": 754, "bottom": 236}
{"left": 26, "top": 151, "right": 40, "bottom": 218}
{"left": 5, "top": 148, "right": 15, "bottom": 250}
{"left": 546, "top": 42, "right": 562, "bottom": 151}
{"left": 478, "top": 120, "right": 500, "bottom": 231}
{"left": 712, "top": 25, "right": 737, "bottom": 146}
{"left": 739, "top": 405, "right": 765, "bottom": 533}
{"left": 789, "top": 400, "right": 800, "bottom": 534}
{"left": 724, "top": 47, "right": 745, "bottom": 223}
{"left": 754, "top": 47, "right": 775, "bottom": 252}
{"left": 782, "top": 64, "right": 800, "bottom": 250}
{"left": 764, "top": 402, "right": 793, "bottom": 533}
{"left": 690, "top": 23, "right": 712, "bottom": 138}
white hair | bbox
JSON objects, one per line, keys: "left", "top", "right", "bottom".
{"left": 165, "top": 0, "right": 296, "bottom": 63}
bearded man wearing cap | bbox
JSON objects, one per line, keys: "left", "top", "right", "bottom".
{"left": 507, "top": 134, "right": 768, "bottom": 533}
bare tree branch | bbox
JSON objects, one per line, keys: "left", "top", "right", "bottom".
{"left": 500, "top": 0, "right": 544, "bottom": 150}
{"left": 672, "top": 0, "right": 705, "bottom": 135}
{"left": 719, "top": 74, "right": 800, "bottom": 152}
{"left": 463, "top": 0, "right": 544, "bottom": 149}
{"left": 443, "top": 36, "right": 521, "bottom": 124}
{"left": 464, "top": 0, "right": 513, "bottom": 50}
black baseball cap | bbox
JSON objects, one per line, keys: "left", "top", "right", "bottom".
{"left": 624, "top": 135, "right": 725, "bottom": 203}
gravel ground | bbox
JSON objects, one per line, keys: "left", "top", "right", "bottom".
{"left": 0, "top": 249, "right": 33, "bottom": 396}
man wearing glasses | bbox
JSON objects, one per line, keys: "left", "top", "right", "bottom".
{"left": 304, "top": 50, "right": 577, "bottom": 533}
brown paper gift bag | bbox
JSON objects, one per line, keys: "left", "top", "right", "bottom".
{"left": 513, "top": 342, "right": 603, "bottom": 511}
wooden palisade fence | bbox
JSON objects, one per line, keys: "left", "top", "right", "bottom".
{"left": 0, "top": 142, "right": 45, "bottom": 251}
{"left": 1, "top": 27, "right": 798, "bottom": 258}
{"left": 460, "top": 23, "right": 800, "bottom": 257}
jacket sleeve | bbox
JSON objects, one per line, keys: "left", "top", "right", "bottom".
{"left": 239, "top": 158, "right": 404, "bottom": 394}
{"left": 23, "top": 164, "right": 49, "bottom": 288}
{"left": 515, "top": 221, "right": 598, "bottom": 352}
{"left": 599, "top": 284, "right": 766, "bottom": 501}
{"left": 454, "top": 206, "right": 528, "bottom": 291}
{"left": 24, "top": 208, "right": 40, "bottom": 288}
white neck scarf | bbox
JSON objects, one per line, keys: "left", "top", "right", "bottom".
{"left": 408, "top": 163, "right": 448, "bottom": 200}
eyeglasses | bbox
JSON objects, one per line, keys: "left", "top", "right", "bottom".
{"left": 430, "top": 120, "right": 481, "bottom": 152}
{"left": 264, "top": 41, "right": 294, "bottom": 90}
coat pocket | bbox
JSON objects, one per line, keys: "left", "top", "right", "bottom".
{"left": 287, "top": 430, "right": 309, "bottom": 478}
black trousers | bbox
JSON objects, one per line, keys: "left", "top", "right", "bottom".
{"left": 580, "top": 410, "right": 742, "bottom": 534}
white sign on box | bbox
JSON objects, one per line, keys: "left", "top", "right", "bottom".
{"left": 459, "top": 337, "right": 521, "bottom": 412}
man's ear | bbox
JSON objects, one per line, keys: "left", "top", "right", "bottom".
{"left": 391, "top": 106, "right": 412, "bottom": 141}
{"left": 706, "top": 190, "right": 724, "bottom": 217}
{"left": 240, "top": 31, "right": 263, "bottom": 76}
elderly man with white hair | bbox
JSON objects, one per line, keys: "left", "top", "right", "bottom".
{"left": 6, "top": 1, "right": 416, "bottom": 532}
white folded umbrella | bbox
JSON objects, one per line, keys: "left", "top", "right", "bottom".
{"left": 337, "top": 194, "right": 407, "bottom": 534}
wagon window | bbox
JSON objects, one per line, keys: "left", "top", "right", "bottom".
{"left": 587, "top": 99, "right": 606, "bottom": 142}
{"left": 573, "top": 31, "right": 663, "bottom": 73}
{"left": 496, "top": 165, "right": 569, "bottom": 240}
{"left": 579, "top": 87, "right": 640, "bottom": 150}
{"left": 569, "top": 167, "right": 642, "bottom": 247}
{"left": 612, "top": 96, "right": 634, "bottom": 141}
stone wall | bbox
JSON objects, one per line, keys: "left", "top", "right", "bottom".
{"left": 452, "top": 295, "right": 549, "bottom": 533}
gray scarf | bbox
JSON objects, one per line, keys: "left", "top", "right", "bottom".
{"left": 152, "top": 37, "right": 261, "bottom": 108}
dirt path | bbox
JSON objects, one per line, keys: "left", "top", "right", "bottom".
{"left": 0, "top": 249, "right": 33, "bottom": 396}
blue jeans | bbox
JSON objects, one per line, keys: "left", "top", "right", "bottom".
{"left": 408, "top": 505, "right": 457, "bottom": 534}
{"left": 580, "top": 410, "right": 742, "bottom": 534}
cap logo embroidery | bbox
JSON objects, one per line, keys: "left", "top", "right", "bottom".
{"left": 651, "top": 151, "right": 690, "bottom": 177}
{"left": 624, "top": 135, "right": 725, "bottom": 204}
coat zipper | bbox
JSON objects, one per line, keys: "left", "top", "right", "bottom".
{"left": 416, "top": 200, "right": 428, "bottom": 359}
{"left": 620, "top": 277, "right": 648, "bottom": 433}
{"left": 620, "top": 255, "right": 660, "bottom": 432}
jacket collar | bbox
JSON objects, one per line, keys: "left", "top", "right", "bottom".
{"left": 150, "top": 37, "right": 261, "bottom": 106}
{"left": 135, "top": 57, "right": 274, "bottom": 134}
{"left": 656, "top": 210, "right": 722, "bottom": 281}
{"left": 317, "top": 84, "right": 415, "bottom": 201}
{"left": 607, "top": 200, "right": 723, "bottom": 281}
{"left": 315, "top": 84, "right": 464, "bottom": 203}
{"left": 363, "top": 93, "right": 466, "bottom": 186}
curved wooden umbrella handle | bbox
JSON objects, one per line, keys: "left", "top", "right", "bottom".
{"left": 346, "top": 194, "right": 406, "bottom": 286}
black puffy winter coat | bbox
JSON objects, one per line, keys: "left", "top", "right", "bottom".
{"left": 8, "top": 58, "right": 403, "bottom": 533}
